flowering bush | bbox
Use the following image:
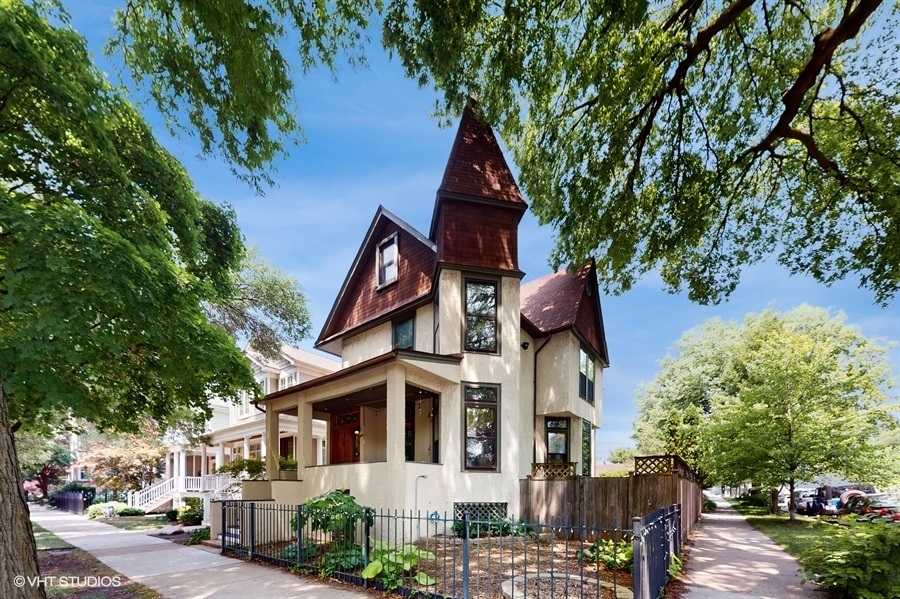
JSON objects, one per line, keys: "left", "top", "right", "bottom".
{"left": 22, "top": 480, "right": 41, "bottom": 499}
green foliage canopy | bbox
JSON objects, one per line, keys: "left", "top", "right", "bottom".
{"left": 383, "top": 0, "right": 900, "bottom": 305}
{"left": 635, "top": 306, "right": 898, "bottom": 500}
{"left": 705, "top": 307, "right": 898, "bottom": 492}
{"left": 108, "top": 0, "right": 380, "bottom": 188}
{"left": 0, "top": 0, "right": 256, "bottom": 433}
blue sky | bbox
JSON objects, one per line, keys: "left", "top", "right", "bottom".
{"left": 70, "top": 5, "right": 899, "bottom": 461}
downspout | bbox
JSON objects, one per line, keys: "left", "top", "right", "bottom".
{"left": 532, "top": 338, "right": 551, "bottom": 465}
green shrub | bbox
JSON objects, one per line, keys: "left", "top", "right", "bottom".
{"left": 800, "top": 522, "right": 900, "bottom": 598}
{"left": 361, "top": 541, "right": 437, "bottom": 591}
{"left": 452, "top": 517, "right": 535, "bottom": 538}
{"left": 702, "top": 497, "right": 717, "bottom": 512}
{"left": 215, "top": 458, "right": 266, "bottom": 479}
{"left": 182, "top": 497, "right": 202, "bottom": 511}
{"left": 86, "top": 501, "right": 129, "bottom": 519}
{"left": 278, "top": 456, "right": 298, "bottom": 470}
{"left": 186, "top": 527, "right": 210, "bottom": 545}
{"left": 278, "top": 540, "right": 320, "bottom": 563}
{"left": 293, "top": 489, "right": 372, "bottom": 540}
{"left": 177, "top": 507, "right": 203, "bottom": 526}
{"left": 319, "top": 545, "right": 364, "bottom": 578}
{"left": 165, "top": 508, "right": 179, "bottom": 522}
{"left": 116, "top": 507, "right": 146, "bottom": 517}
{"left": 577, "top": 538, "right": 634, "bottom": 570}
{"left": 738, "top": 492, "right": 769, "bottom": 508}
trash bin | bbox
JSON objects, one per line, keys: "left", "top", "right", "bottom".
{"left": 106, "top": 505, "right": 115, "bottom": 517}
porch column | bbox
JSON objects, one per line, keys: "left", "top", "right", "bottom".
{"left": 200, "top": 446, "right": 208, "bottom": 476}
{"left": 215, "top": 443, "right": 225, "bottom": 471}
{"left": 179, "top": 450, "right": 187, "bottom": 489}
{"left": 297, "top": 400, "right": 313, "bottom": 468}
{"left": 265, "top": 409, "right": 279, "bottom": 479}
{"left": 260, "top": 436, "right": 267, "bottom": 460}
{"left": 243, "top": 436, "right": 250, "bottom": 460}
{"left": 385, "top": 363, "right": 406, "bottom": 466}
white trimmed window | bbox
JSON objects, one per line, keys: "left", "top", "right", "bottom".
{"left": 237, "top": 390, "right": 254, "bottom": 418}
{"left": 279, "top": 372, "right": 298, "bottom": 390}
{"left": 377, "top": 233, "right": 398, "bottom": 288}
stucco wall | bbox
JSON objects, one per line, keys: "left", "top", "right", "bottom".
{"left": 342, "top": 322, "right": 392, "bottom": 366}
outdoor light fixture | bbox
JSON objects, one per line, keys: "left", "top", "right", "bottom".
{"left": 521, "top": 342, "right": 530, "bottom": 349}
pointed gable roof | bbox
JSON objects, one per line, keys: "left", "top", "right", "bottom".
{"left": 316, "top": 206, "right": 436, "bottom": 355}
{"left": 520, "top": 260, "right": 609, "bottom": 365}
{"left": 436, "top": 100, "right": 526, "bottom": 207}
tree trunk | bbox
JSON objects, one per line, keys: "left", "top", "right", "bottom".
{"left": 788, "top": 477, "right": 796, "bottom": 522}
{"left": 0, "top": 381, "right": 45, "bottom": 598}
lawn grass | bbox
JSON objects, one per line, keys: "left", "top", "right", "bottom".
{"left": 729, "top": 502, "right": 840, "bottom": 558}
{"left": 33, "top": 522, "right": 74, "bottom": 550}
{"left": 95, "top": 515, "right": 170, "bottom": 532}
{"left": 32, "top": 522, "right": 162, "bottom": 598}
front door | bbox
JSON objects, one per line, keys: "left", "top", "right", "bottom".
{"left": 331, "top": 410, "right": 360, "bottom": 464}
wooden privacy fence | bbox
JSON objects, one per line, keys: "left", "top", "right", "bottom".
{"left": 520, "top": 455, "right": 701, "bottom": 540}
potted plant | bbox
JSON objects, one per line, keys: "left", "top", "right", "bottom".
{"left": 278, "top": 456, "right": 298, "bottom": 480}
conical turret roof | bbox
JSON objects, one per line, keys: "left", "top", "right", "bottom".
{"left": 436, "top": 100, "right": 525, "bottom": 205}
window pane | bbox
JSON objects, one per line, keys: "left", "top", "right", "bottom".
{"left": 546, "top": 419, "right": 568, "bottom": 429}
{"left": 465, "top": 386, "right": 497, "bottom": 403}
{"left": 548, "top": 432, "right": 568, "bottom": 455}
{"left": 393, "top": 319, "right": 414, "bottom": 349}
{"left": 466, "top": 317, "right": 496, "bottom": 351}
{"left": 466, "top": 407, "right": 496, "bottom": 437}
{"left": 465, "top": 439, "right": 496, "bottom": 469}
{"left": 379, "top": 239, "right": 398, "bottom": 285}
{"left": 466, "top": 282, "right": 496, "bottom": 317}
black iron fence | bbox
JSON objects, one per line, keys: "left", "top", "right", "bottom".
{"left": 220, "top": 500, "right": 681, "bottom": 598}
{"left": 49, "top": 491, "right": 85, "bottom": 515}
{"left": 632, "top": 505, "right": 682, "bottom": 599}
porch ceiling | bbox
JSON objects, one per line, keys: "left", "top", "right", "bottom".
{"left": 312, "top": 383, "right": 435, "bottom": 413}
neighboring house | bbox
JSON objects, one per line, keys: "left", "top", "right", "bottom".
{"left": 128, "top": 344, "right": 339, "bottom": 513}
{"left": 251, "top": 101, "right": 609, "bottom": 518}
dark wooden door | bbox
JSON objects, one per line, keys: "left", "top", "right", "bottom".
{"left": 331, "top": 409, "right": 360, "bottom": 464}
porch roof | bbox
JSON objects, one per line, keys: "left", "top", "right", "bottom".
{"left": 256, "top": 349, "right": 464, "bottom": 405}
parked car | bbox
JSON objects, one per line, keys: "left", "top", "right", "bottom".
{"left": 840, "top": 493, "right": 900, "bottom": 518}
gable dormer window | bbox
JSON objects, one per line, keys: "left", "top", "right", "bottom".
{"left": 376, "top": 233, "right": 398, "bottom": 289}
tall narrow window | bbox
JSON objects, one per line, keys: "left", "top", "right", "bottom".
{"left": 393, "top": 318, "right": 414, "bottom": 350}
{"left": 579, "top": 347, "right": 595, "bottom": 404}
{"left": 377, "top": 234, "right": 398, "bottom": 288}
{"left": 465, "top": 280, "right": 497, "bottom": 352}
{"left": 582, "top": 419, "right": 592, "bottom": 476}
{"left": 463, "top": 385, "right": 498, "bottom": 470}
{"left": 545, "top": 418, "right": 569, "bottom": 463}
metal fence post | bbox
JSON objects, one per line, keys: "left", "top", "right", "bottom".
{"left": 249, "top": 503, "right": 256, "bottom": 559}
{"left": 221, "top": 501, "right": 227, "bottom": 553}
{"left": 296, "top": 504, "right": 303, "bottom": 567}
{"left": 632, "top": 515, "right": 644, "bottom": 599}
{"left": 363, "top": 508, "right": 371, "bottom": 566}
{"left": 461, "top": 512, "right": 470, "bottom": 599}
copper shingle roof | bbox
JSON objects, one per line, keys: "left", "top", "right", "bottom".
{"left": 436, "top": 101, "right": 525, "bottom": 205}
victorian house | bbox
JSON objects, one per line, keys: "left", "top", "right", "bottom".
{"left": 250, "top": 102, "right": 609, "bottom": 518}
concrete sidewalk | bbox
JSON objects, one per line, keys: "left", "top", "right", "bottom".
{"left": 682, "top": 496, "right": 822, "bottom": 599}
{"left": 29, "top": 504, "right": 372, "bottom": 599}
